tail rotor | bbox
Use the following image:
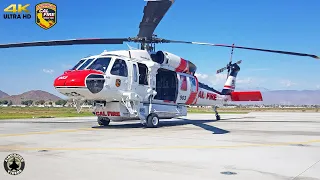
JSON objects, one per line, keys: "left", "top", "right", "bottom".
{"left": 216, "top": 43, "right": 242, "bottom": 79}
{"left": 215, "top": 44, "right": 243, "bottom": 95}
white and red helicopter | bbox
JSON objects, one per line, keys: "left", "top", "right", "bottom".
{"left": 1, "top": 0, "right": 318, "bottom": 127}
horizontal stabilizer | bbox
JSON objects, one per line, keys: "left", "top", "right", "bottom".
{"left": 231, "top": 91, "right": 263, "bottom": 101}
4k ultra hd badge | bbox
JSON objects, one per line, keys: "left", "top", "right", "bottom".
{"left": 3, "top": 153, "right": 25, "bottom": 175}
{"left": 35, "top": 2, "right": 57, "bottom": 29}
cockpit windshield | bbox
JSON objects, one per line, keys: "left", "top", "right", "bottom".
{"left": 71, "top": 59, "right": 85, "bottom": 70}
{"left": 87, "top": 57, "right": 112, "bottom": 73}
{"left": 78, "top": 58, "right": 95, "bottom": 70}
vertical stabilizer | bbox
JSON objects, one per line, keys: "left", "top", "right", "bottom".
{"left": 221, "top": 63, "right": 240, "bottom": 95}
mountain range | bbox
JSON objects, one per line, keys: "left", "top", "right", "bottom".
{"left": 0, "top": 89, "right": 319, "bottom": 105}
{"left": 0, "top": 90, "right": 62, "bottom": 105}
{"left": 260, "top": 90, "right": 320, "bottom": 105}
{"left": 0, "top": 90, "right": 9, "bottom": 98}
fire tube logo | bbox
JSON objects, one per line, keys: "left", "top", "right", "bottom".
{"left": 3, "top": 153, "right": 25, "bottom": 175}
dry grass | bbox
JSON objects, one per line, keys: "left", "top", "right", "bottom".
{"left": 0, "top": 107, "right": 93, "bottom": 119}
{"left": 0, "top": 106, "right": 318, "bottom": 120}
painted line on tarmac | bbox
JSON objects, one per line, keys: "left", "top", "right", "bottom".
{"left": 0, "top": 139, "right": 319, "bottom": 151}
{"left": 0, "top": 128, "right": 96, "bottom": 137}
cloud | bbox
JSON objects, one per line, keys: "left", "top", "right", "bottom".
{"left": 195, "top": 72, "right": 257, "bottom": 88}
{"left": 280, "top": 80, "right": 297, "bottom": 87}
{"left": 237, "top": 77, "right": 253, "bottom": 84}
{"left": 194, "top": 73, "right": 208, "bottom": 80}
{"left": 195, "top": 72, "right": 227, "bottom": 86}
{"left": 42, "top": 69, "right": 55, "bottom": 74}
{"left": 316, "top": 85, "right": 320, "bottom": 89}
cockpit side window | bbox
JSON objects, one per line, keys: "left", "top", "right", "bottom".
{"left": 78, "top": 58, "right": 95, "bottom": 70}
{"left": 110, "top": 59, "right": 128, "bottom": 77}
{"left": 87, "top": 57, "right": 111, "bottom": 73}
{"left": 133, "top": 64, "right": 138, "bottom": 82}
{"left": 138, "top": 63, "right": 148, "bottom": 85}
{"left": 71, "top": 59, "right": 85, "bottom": 70}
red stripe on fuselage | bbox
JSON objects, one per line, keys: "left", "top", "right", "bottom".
{"left": 224, "top": 85, "right": 234, "bottom": 89}
{"left": 175, "top": 58, "right": 187, "bottom": 72}
{"left": 186, "top": 93, "right": 197, "bottom": 105}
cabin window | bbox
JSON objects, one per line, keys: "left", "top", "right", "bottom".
{"left": 133, "top": 64, "right": 138, "bottom": 82}
{"left": 189, "top": 76, "right": 197, "bottom": 92}
{"left": 180, "top": 75, "right": 187, "bottom": 91}
{"left": 87, "top": 57, "right": 111, "bottom": 73}
{"left": 110, "top": 59, "right": 128, "bottom": 77}
{"left": 138, "top": 63, "right": 148, "bottom": 85}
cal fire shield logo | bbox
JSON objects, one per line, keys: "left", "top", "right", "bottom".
{"left": 35, "top": 2, "right": 57, "bottom": 29}
{"left": 115, "top": 79, "right": 121, "bottom": 87}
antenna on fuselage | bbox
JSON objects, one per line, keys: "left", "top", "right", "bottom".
{"left": 126, "top": 43, "right": 138, "bottom": 50}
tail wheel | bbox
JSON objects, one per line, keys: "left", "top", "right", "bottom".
{"left": 146, "top": 113, "right": 159, "bottom": 128}
{"left": 98, "top": 117, "right": 110, "bottom": 126}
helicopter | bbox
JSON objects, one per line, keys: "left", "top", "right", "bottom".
{"left": 0, "top": 0, "right": 318, "bottom": 128}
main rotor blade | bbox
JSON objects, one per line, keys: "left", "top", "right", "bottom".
{"left": 164, "top": 40, "right": 319, "bottom": 59}
{"left": 0, "top": 38, "right": 129, "bottom": 48}
{"left": 137, "top": 0, "right": 175, "bottom": 38}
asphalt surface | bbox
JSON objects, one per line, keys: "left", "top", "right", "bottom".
{"left": 1, "top": 112, "right": 320, "bottom": 180}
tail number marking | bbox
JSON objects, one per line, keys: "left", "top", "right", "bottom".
{"left": 180, "top": 95, "right": 187, "bottom": 100}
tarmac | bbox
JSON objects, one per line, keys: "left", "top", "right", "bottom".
{"left": 0, "top": 112, "right": 320, "bottom": 180}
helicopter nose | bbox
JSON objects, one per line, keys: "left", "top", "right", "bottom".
{"left": 54, "top": 70, "right": 105, "bottom": 94}
{"left": 85, "top": 74, "right": 105, "bottom": 94}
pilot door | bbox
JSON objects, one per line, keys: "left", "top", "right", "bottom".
{"left": 128, "top": 62, "right": 139, "bottom": 91}
{"left": 108, "top": 58, "right": 129, "bottom": 91}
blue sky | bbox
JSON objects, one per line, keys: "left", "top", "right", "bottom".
{"left": 0, "top": 0, "right": 319, "bottom": 97}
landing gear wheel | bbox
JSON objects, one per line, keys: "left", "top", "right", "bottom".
{"left": 146, "top": 113, "right": 159, "bottom": 128}
{"left": 98, "top": 117, "right": 110, "bottom": 126}
{"left": 213, "top": 106, "right": 220, "bottom": 120}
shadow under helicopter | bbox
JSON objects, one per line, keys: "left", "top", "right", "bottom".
{"left": 92, "top": 116, "right": 320, "bottom": 134}
{"left": 90, "top": 118, "right": 250, "bottom": 134}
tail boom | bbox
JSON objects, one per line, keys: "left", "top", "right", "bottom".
{"left": 189, "top": 84, "right": 263, "bottom": 106}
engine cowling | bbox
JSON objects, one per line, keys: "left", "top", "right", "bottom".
{"left": 151, "top": 51, "right": 197, "bottom": 74}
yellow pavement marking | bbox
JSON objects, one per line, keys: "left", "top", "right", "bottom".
{"left": 0, "top": 139, "right": 319, "bottom": 151}
{"left": 0, "top": 128, "right": 96, "bottom": 137}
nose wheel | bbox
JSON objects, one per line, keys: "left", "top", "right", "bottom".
{"left": 98, "top": 117, "right": 110, "bottom": 126}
